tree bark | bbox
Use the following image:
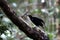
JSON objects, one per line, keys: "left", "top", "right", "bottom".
{"left": 0, "top": 0, "right": 49, "bottom": 40}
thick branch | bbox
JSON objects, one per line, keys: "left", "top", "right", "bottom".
{"left": 0, "top": 0, "right": 49, "bottom": 40}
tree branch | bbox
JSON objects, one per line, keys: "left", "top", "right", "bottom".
{"left": 0, "top": 0, "right": 49, "bottom": 40}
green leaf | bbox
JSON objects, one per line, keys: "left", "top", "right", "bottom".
{"left": 0, "top": 25, "right": 8, "bottom": 34}
{"left": 31, "top": 9, "right": 41, "bottom": 14}
{"left": 0, "top": 37, "right": 3, "bottom": 40}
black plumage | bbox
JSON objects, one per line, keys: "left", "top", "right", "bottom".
{"left": 28, "top": 15, "right": 45, "bottom": 28}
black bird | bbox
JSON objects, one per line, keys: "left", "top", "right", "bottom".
{"left": 28, "top": 15, "right": 45, "bottom": 28}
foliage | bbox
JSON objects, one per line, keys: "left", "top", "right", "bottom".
{"left": 0, "top": 25, "right": 8, "bottom": 35}
{"left": 0, "top": 0, "right": 60, "bottom": 40}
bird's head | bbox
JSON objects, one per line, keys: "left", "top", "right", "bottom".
{"left": 27, "top": 15, "right": 32, "bottom": 18}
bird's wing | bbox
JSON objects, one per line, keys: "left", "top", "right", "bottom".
{"left": 33, "top": 17, "right": 45, "bottom": 24}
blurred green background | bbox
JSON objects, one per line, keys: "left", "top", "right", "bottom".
{"left": 0, "top": 0, "right": 60, "bottom": 40}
